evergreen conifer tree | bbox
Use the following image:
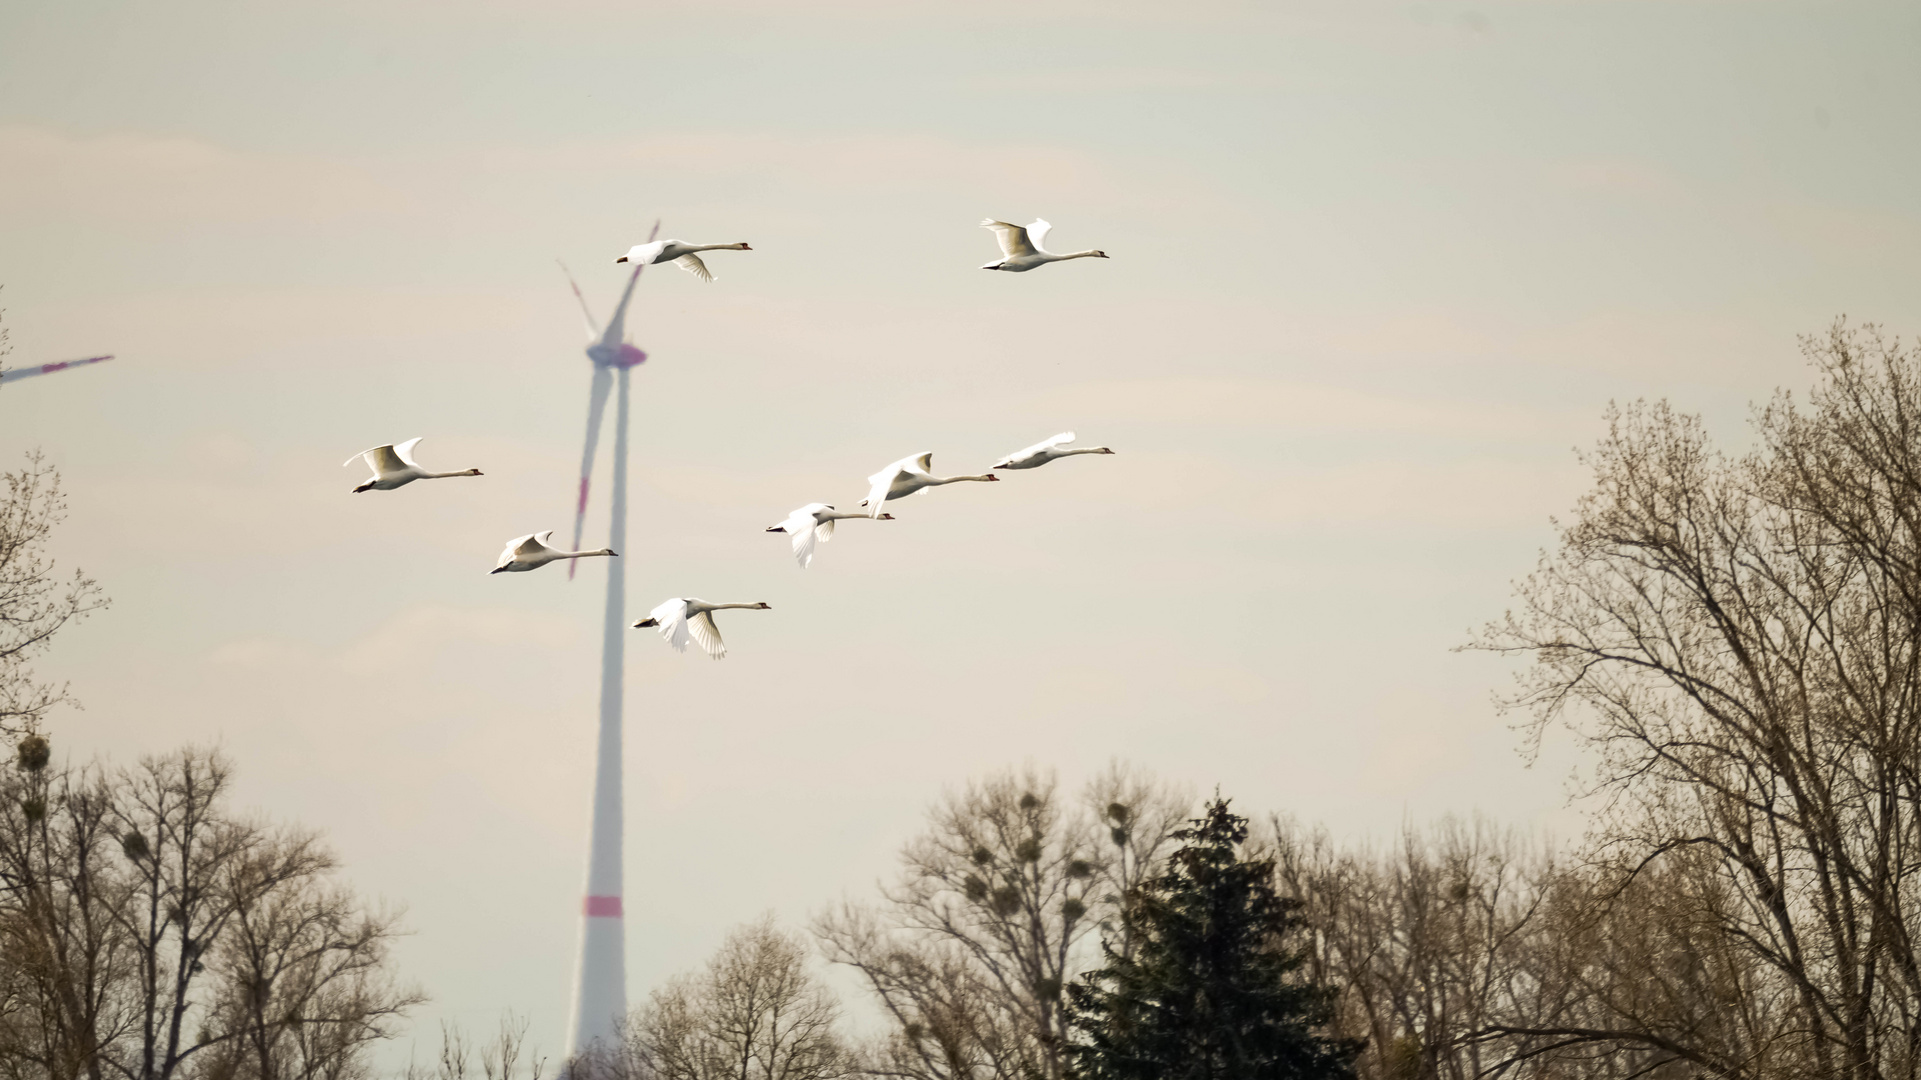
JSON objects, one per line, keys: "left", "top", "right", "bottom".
{"left": 1065, "top": 798, "right": 1360, "bottom": 1080}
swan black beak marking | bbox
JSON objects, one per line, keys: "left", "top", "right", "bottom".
{"left": 489, "top": 567, "right": 506, "bottom": 574}
{"left": 633, "top": 618, "right": 659, "bottom": 628}
{"left": 766, "top": 526, "right": 783, "bottom": 532}
{"left": 615, "top": 256, "right": 628, "bottom": 263}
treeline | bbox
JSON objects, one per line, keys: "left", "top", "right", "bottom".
{"left": 12, "top": 320, "right": 1921, "bottom": 1080}
{"left": 0, "top": 740, "right": 420, "bottom": 1080}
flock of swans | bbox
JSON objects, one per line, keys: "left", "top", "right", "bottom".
{"left": 345, "top": 219, "right": 1115, "bottom": 659}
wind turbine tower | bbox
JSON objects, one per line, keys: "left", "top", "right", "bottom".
{"left": 557, "top": 225, "right": 655, "bottom": 1064}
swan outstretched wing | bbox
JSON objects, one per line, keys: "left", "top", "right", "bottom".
{"left": 995, "top": 431, "right": 1076, "bottom": 468}
{"left": 498, "top": 533, "right": 536, "bottom": 567}
{"left": 980, "top": 219, "right": 1035, "bottom": 259}
{"left": 649, "top": 598, "right": 692, "bottom": 652}
{"left": 688, "top": 611, "right": 726, "bottom": 658}
{"left": 674, "top": 253, "right": 713, "bottom": 282}
{"left": 345, "top": 444, "right": 407, "bottom": 473}
{"left": 392, "top": 437, "right": 425, "bottom": 470}
{"left": 1025, "top": 219, "right": 1054, "bottom": 254}
{"left": 791, "top": 520, "right": 820, "bottom": 568}
{"left": 515, "top": 532, "right": 551, "bottom": 556}
{"left": 865, "top": 464, "right": 905, "bottom": 518}
{"left": 816, "top": 518, "right": 835, "bottom": 543}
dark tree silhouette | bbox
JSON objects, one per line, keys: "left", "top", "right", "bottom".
{"left": 1066, "top": 799, "right": 1359, "bottom": 1080}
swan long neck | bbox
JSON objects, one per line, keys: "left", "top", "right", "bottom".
{"left": 706, "top": 602, "right": 765, "bottom": 611}
{"left": 1052, "top": 250, "right": 1105, "bottom": 261}
{"left": 423, "top": 469, "right": 482, "bottom": 479}
{"left": 933, "top": 473, "right": 996, "bottom": 484}
{"left": 692, "top": 243, "right": 751, "bottom": 252}
{"left": 563, "top": 549, "right": 616, "bottom": 559}
{"left": 1056, "top": 447, "right": 1111, "bottom": 457}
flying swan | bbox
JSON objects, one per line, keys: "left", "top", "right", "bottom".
{"left": 992, "top": 432, "right": 1116, "bottom": 470}
{"left": 491, "top": 531, "right": 617, "bottom": 573}
{"left": 858, "top": 452, "right": 1000, "bottom": 518}
{"left": 344, "top": 438, "right": 483, "bottom": 492}
{"left": 633, "top": 598, "right": 772, "bottom": 659}
{"left": 979, "top": 219, "right": 1109, "bottom": 272}
{"left": 615, "top": 239, "right": 753, "bottom": 282}
{"left": 767, "top": 503, "right": 895, "bottom": 569}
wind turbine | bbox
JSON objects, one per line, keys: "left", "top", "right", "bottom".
{"left": 556, "top": 221, "right": 656, "bottom": 1066}
{"left": 0, "top": 354, "right": 115, "bottom": 385}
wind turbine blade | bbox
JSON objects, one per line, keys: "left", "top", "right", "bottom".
{"left": 0, "top": 354, "right": 115, "bottom": 385}
{"left": 557, "top": 261, "right": 600, "bottom": 342}
{"left": 569, "top": 364, "right": 616, "bottom": 580}
{"left": 602, "top": 220, "right": 660, "bottom": 348}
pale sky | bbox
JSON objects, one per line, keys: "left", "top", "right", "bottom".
{"left": 3, "top": 0, "right": 1918, "bottom": 1061}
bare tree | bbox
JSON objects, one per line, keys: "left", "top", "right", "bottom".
{"left": 0, "top": 452, "right": 107, "bottom": 739}
{"left": 1081, "top": 763, "right": 1189, "bottom": 964}
{"left": 1272, "top": 815, "right": 1570, "bottom": 1080}
{"left": 0, "top": 741, "right": 422, "bottom": 1080}
{"left": 0, "top": 742, "right": 130, "bottom": 1080}
{"left": 616, "top": 915, "right": 847, "bottom": 1080}
{"left": 1474, "top": 320, "right": 1921, "bottom": 1079}
{"left": 816, "top": 765, "right": 1188, "bottom": 1080}
{"left": 405, "top": 1015, "right": 546, "bottom": 1080}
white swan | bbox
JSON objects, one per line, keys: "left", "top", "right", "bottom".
{"left": 490, "top": 531, "right": 617, "bottom": 573}
{"left": 858, "top": 452, "right": 1000, "bottom": 518}
{"left": 615, "top": 239, "right": 753, "bottom": 282}
{"left": 767, "top": 503, "right": 895, "bottom": 569}
{"left": 992, "top": 432, "right": 1116, "bottom": 470}
{"left": 633, "top": 598, "right": 771, "bottom": 659}
{"left": 344, "top": 438, "right": 483, "bottom": 492}
{"left": 979, "top": 219, "right": 1109, "bottom": 272}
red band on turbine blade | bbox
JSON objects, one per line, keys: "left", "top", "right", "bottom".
{"left": 578, "top": 477, "right": 591, "bottom": 514}
{"left": 584, "top": 895, "right": 623, "bottom": 917}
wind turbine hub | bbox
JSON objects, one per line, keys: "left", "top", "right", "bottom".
{"left": 586, "top": 343, "right": 648, "bottom": 369}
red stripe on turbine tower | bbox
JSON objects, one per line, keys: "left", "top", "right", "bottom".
{"left": 583, "top": 895, "right": 623, "bottom": 917}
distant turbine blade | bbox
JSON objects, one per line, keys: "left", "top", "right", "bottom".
{"left": 602, "top": 220, "right": 661, "bottom": 348}
{"left": 558, "top": 261, "right": 600, "bottom": 342}
{"left": 569, "top": 364, "right": 615, "bottom": 580}
{"left": 0, "top": 354, "right": 115, "bottom": 384}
